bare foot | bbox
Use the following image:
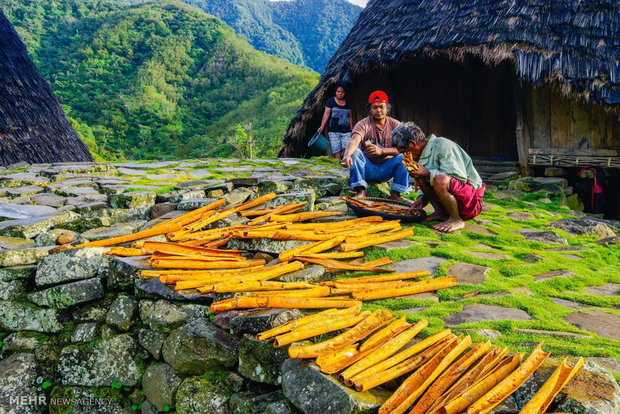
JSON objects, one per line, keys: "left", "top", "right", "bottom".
{"left": 432, "top": 217, "right": 465, "bottom": 233}
{"left": 355, "top": 188, "right": 366, "bottom": 198}
{"left": 423, "top": 212, "right": 449, "bottom": 222}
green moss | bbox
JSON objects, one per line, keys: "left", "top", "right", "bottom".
{"left": 49, "top": 386, "right": 75, "bottom": 414}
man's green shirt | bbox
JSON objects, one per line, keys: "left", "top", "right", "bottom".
{"left": 418, "top": 135, "right": 483, "bottom": 189}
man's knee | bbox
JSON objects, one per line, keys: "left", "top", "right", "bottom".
{"left": 432, "top": 174, "right": 451, "bottom": 192}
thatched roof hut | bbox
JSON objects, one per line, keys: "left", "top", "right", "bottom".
{"left": 0, "top": 9, "right": 93, "bottom": 166}
{"left": 282, "top": 0, "right": 620, "bottom": 171}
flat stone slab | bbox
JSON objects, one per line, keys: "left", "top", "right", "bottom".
{"left": 446, "top": 262, "right": 489, "bottom": 285}
{"left": 398, "top": 291, "right": 439, "bottom": 301}
{"left": 146, "top": 174, "right": 177, "bottom": 180}
{"left": 375, "top": 239, "right": 419, "bottom": 251}
{"left": 466, "top": 250, "right": 510, "bottom": 260}
{"left": 0, "top": 203, "right": 57, "bottom": 219}
{"left": 516, "top": 230, "right": 568, "bottom": 245}
{"left": 516, "top": 328, "right": 590, "bottom": 339}
{"left": 550, "top": 217, "right": 617, "bottom": 238}
{"left": 0, "top": 235, "right": 34, "bottom": 250}
{"left": 444, "top": 304, "right": 531, "bottom": 326}
{"left": 584, "top": 283, "right": 620, "bottom": 297}
{"left": 564, "top": 310, "right": 620, "bottom": 340}
{"left": 506, "top": 212, "right": 534, "bottom": 221}
{"left": 390, "top": 256, "right": 447, "bottom": 276}
{"left": 551, "top": 297, "right": 589, "bottom": 310}
{"left": 561, "top": 253, "right": 582, "bottom": 260}
{"left": 117, "top": 167, "right": 148, "bottom": 176}
{"left": 462, "top": 222, "right": 496, "bottom": 235}
{"left": 31, "top": 193, "right": 67, "bottom": 207}
{"left": 81, "top": 220, "right": 146, "bottom": 241}
{"left": 534, "top": 269, "right": 575, "bottom": 282}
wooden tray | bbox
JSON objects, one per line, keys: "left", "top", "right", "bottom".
{"left": 344, "top": 197, "right": 427, "bottom": 223}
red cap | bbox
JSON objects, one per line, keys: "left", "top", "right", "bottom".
{"left": 368, "top": 90, "right": 389, "bottom": 104}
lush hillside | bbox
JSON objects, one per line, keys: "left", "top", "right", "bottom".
{"left": 2, "top": 0, "right": 318, "bottom": 160}
{"left": 181, "top": 0, "right": 362, "bottom": 71}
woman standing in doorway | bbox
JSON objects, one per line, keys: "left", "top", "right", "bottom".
{"left": 318, "top": 84, "right": 353, "bottom": 159}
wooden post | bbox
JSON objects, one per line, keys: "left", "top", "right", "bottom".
{"left": 248, "top": 134, "right": 253, "bottom": 159}
{"left": 513, "top": 81, "right": 532, "bottom": 176}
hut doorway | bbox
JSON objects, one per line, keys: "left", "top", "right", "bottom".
{"left": 349, "top": 56, "right": 518, "bottom": 162}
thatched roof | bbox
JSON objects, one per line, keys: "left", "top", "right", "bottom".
{"left": 282, "top": 0, "right": 620, "bottom": 157}
{"left": 0, "top": 9, "right": 93, "bottom": 166}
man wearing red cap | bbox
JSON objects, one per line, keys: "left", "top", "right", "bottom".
{"left": 341, "top": 91, "right": 409, "bottom": 201}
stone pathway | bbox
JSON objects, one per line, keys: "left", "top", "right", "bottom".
{"left": 444, "top": 304, "right": 532, "bottom": 326}
{"left": 564, "top": 310, "right": 620, "bottom": 341}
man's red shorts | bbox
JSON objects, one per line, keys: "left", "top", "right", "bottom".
{"left": 449, "top": 177, "right": 486, "bottom": 221}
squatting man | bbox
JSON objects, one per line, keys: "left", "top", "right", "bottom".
{"left": 391, "top": 122, "right": 486, "bottom": 233}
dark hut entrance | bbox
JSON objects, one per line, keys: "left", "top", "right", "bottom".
{"left": 348, "top": 56, "right": 518, "bottom": 163}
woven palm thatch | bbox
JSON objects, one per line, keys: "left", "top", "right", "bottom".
{"left": 282, "top": 0, "right": 620, "bottom": 157}
{"left": 0, "top": 9, "right": 93, "bottom": 166}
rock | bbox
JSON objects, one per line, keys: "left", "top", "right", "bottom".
{"left": 33, "top": 228, "right": 77, "bottom": 247}
{"left": 223, "top": 189, "right": 252, "bottom": 206}
{"left": 564, "top": 310, "right": 620, "bottom": 341}
{"left": 567, "top": 193, "right": 585, "bottom": 211}
{"left": 0, "top": 246, "right": 51, "bottom": 267}
{"left": 165, "top": 190, "right": 207, "bottom": 203}
{"left": 314, "top": 197, "right": 350, "bottom": 214}
{"left": 106, "top": 293, "right": 137, "bottom": 331}
{"left": 588, "top": 357, "right": 620, "bottom": 376}
{"left": 117, "top": 167, "right": 148, "bottom": 176}
{"left": 230, "top": 308, "right": 303, "bottom": 336}
{"left": 278, "top": 266, "right": 325, "bottom": 283}
{"left": 134, "top": 277, "right": 213, "bottom": 304}
{"left": 1, "top": 332, "right": 41, "bottom": 353}
{"left": 550, "top": 217, "right": 617, "bottom": 238}
{"left": 446, "top": 262, "right": 489, "bottom": 285}
{"left": 150, "top": 202, "right": 177, "bottom": 219}
{"left": 534, "top": 269, "right": 576, "bottom": 282}
{"left": 53, "top": 186, "right": 101, "bottom": 197}
{"left": 506, "top": 211, "right": 534, "bottom": 221}
{"left": 140, "top": 299, "right": 189, "bottom": 333}
{"left": 175, "top": 376, "right": 230, "bottom": 414}
{"left": 238, "top": 334, "right": 289, "bottom": 385}
{"left": 282, "top": 359, "right": 391, "bottom": 414}
{"left": 390, "top": 256, "right": 447, "bottom": 276}
{"left": 0, "top": 353, "right": 41, "bottom": 414}
{"left": 7, "top": 185, "right": 44, "bottom": 198}
{"left": 107, "top": 255, "right": 150, "bottom": 290}
{"left": 595, "top": 236, "right": 620, "bottom": 246}
{"left": 258, "top": 180, "right": 290, "bottom": 194}
{"left": 0, "top": 278, "right": 28, "bottom": 300}
{"left": 514, "top": 359, "right": 620, "bottom": 414}
{"left": 462, "top": 222, "right": 497, "bottom": 236}
{"left": 465, "top": 251, "right": 510, "bottom": 260}
{"left": 515, "top": 328, "right": 590, "bottom": 339}
{"left": 375, "top": 239, "right": 419, "bottom": 251}
{"left": 516, "top": 230, "right": 568, "bottom": 245}
{"left": 265, "top": 400, "right": 301, "bottom": 414}
{"left": 142, "top": 363, "right": 183, "bottom": 412}
{"left": 264, "top": 191, "right": 316, "bottom": 212}
{"left": 486, "top": 171, "right": 519, "bottom": 183}
{"left": 162, "top": 318, "right": 238, "bottom": 374}
{"left": 71, "top": 297, "right": 111, "bottom": 323}
{"left": 109, "top": 191, "right": 156, "bottom": 209}
{"left": 228, "top": 238, "right": 307, "bottom": 255}
{"left": 224, "top": 372, "right": 246, "bottom": 393}
{"left": 229, "top": 391, "right": 286, "bottom": 414}
{"left": 177, "top": 198, "right": 218, "bottom": 211}
{"left": 58, "top": 335, "right": 141, "bottom": 386}
{"left": 292, "top": 176, "right": 345, "bottom": 198}
{"left": 444, "top": 304, "right": 531, "bottom": 326}
{"left": 35, "top": 247, "right": 109, "bottom": 286}
{"left": 138, "top": 328, "right": 167, "bottom": 360}
{"left": 523, "top": 253, "right": 544, "bottom": 262}
{"left": 584, "top": 283, "right": 620, "bottom": 296}
{"left": 0, "top": 203, "right": 57, "bottom": 220}
{"left": 28, "top": 277, "right": 104, "bottom": 309}
{"left": 561, "top": 253, "right": 582, "bottom": 260}
{"left": 0, "top": 265, "right": 36, "bottom": 282}
{"left": 0, "top": 172, "right": 48, "bottom": 187}
{"left": 71, "top": 322, "right": 99, "bottom": 343}
{"left": 476, "top": 329, "right": 502, "bottom": 340}
{"left": 0, "top": 235, "right": 34, "bottom": 250}
{"left": 0, "top": 300, "right": 63, "bottom": 332}
{"left": 551, "top": 297, "right": 589, "bottom": 310}
{"left": 494, "top": 189, "right": 524, "bottom": 201}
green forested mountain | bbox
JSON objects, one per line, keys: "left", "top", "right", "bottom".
{"left": 2, "top": 0, "right": 318, "bottom": 160}
{"left": 181, "top": 0, "right": 362, "bottom": 71}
